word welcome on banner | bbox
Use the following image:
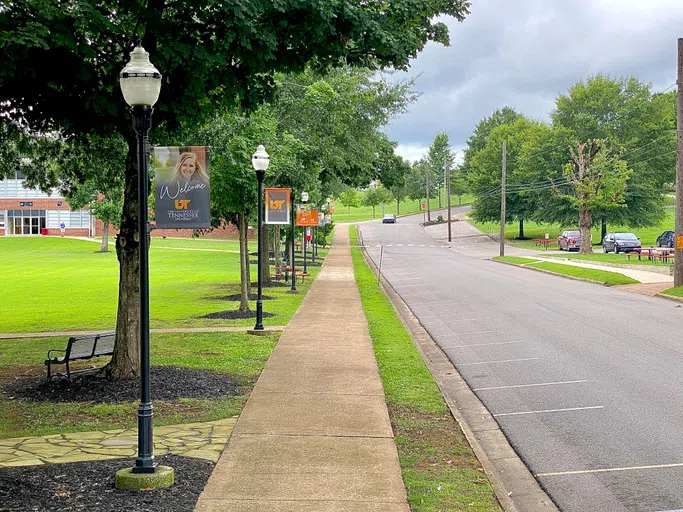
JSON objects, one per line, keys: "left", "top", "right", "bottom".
{"left": 153, "top": 146, "right": 210, "bottom": 229}
{"left": 265, "top": 188, "right": 291, "bottom": 225}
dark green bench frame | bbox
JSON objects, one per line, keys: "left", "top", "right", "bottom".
{"left": 45, "top": 332, "right": 115, "bottom": 381}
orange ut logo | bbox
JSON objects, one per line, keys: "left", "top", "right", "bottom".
{"left": 269, "top": 199, "right": 285, "bottom": 210}
{"left": 175, "top": 199, "right": 191, "bottom": 209}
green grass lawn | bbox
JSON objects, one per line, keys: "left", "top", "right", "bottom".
{"left": 492, "top": 256, "right": 540, "bottom": 265}
{"left": 471, "top": 209, "right": 675, "bottom": 250}
{"left": 0, "top": 237, "right": 323, "bottom": 333}
{"left": 333, "top": 193, "right": 473, "bottom": 223}
{"left": 0, "top": 331, "right": 278, "bottom": 438}
{"left": 526, "top": 262, "right": 639, "bottom": 285}
{"left": 350, "top": 226, "right": 500, "bottom": 512}
{"left": 661, "top": 286, "right": 683, "bottom": 297}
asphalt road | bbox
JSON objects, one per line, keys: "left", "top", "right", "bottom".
{"left": 359, "top": 211, "right": 683, "bottom": 512}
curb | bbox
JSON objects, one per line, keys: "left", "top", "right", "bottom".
{"left": 655, "top": 292, "right": 683, "bottom": 303}
{"left": 359, "top": 244, "right": 559, "bottom": 512}
{"left": 491, "top": 259, "right": 621, "bottom": 287}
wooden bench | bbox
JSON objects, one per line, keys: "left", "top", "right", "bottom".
{"left": 295, "top": 272, "right": 309, "bottom": 283}
{"left": 45, "top": 332, "right": 115, "bottom": 381}
{"left": 630, "top": 248, "right": 675, "bottom": 263}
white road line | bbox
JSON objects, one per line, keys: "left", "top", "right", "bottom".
{"left": 536, "top": 462, "right": 683, "bottom": 478}
{"left": 494, "top": 406, "right": 604, "bottom": 417}
{"left": 459, "top": 357, "right": 540, "bottom": 366}
{"left": 473, "top": 380, "right": 587, "bottom": 391}
{"left": 430, "top": 245, "right": 435, "bottom": 248}
{"left": 396, "top": 244, "right": 403, "bottom": 247}
{"left": 408, "top": 244, "right": 414, "bottom": 247}
{"left": 419, "top": 244, "right": 424, "bottom": 247}
{"left": 454, "top": 330, "right": 500, "bottom": 336}
{"left": 449, "top": 340, "right": 525, "bottom": 348}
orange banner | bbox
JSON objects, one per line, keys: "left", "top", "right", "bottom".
{"left": 296, "top": 209, "right": 320, "bottom": 227}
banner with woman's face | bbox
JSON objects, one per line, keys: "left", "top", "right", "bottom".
{"left": 153, "top": 146, "right": 210, "bottom": 229}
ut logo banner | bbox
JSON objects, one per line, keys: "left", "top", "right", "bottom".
{"left": 175, "top": 199, "right": 191, "bottom": 209}
{"left": 265, "top": 188, "right": 291, "bottom": 225}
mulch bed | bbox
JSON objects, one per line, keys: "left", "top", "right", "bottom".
{"left": 4, "top": 367, "right": 241, "bottom": 404}
{"left": 197, "top": 310, "right": 276, "bottom": 320}
{"left": 0, "top": 454, "right": 213, "bottom": 512}
{"left": 214, "top": 294, "right": 274, "bottom": 301}
{"left": 249, "top": 281, "right": 288, "bottom": 288}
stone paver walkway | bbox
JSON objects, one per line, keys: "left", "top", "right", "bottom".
{"left": 0, "top": 326, "right": 285, "bottom": 340}
{"left": 0, "top": 417, "right": 236, "bottom": 468}
{"left": 194, "top": 227, "right": 409, "bottom": 511}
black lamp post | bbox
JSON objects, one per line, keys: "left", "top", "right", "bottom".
{"left": 252, "top": 145, "right": 270, "bottom": 331}
{"left": 301, "top": 192, "right": 309, "bottom": 274}
{"left": 290, "top": 192, "right": 297, "bottom": 292}
{"left": 119, "top": 43, "right": 162, "bottom": 476}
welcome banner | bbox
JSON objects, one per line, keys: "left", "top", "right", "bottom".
{"left": 265, "top": 188, "right": 291, "bottom": 225}
{"left": 154, "top": 146, "right": 210, "bottom": 229}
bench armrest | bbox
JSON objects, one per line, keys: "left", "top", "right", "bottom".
{"left": 47, "top": 349, "right": 66, "bottom": 360}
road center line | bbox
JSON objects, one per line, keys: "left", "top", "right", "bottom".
{"left": 535, "top": 462, "right": 683, "bottom": 478}
{"left": 494, "top": 406, "right": 603, "bottom": 417}
{"left": 473, "top": 380, "right": 587, "bottom": 391}
{"left": 459, "top": 357, "right": 540, "bottom": 366}
{"left": 449, "top": 340, "right": 525, "bottom": 348}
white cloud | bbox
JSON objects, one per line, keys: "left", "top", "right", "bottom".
{"left": 385, "top": 0, "right": 683, "bottom": 151}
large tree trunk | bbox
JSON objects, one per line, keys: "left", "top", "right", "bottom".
{"left": 100, "top": 222, "right": 110, "bottom": 252}
{"left": 438, "top": 185, "right": 442, "bottom": 209}
{"left": 261, "top": 224, "right": 271, "bottom": 284}
{"left": 238, "top": 212, "right": 251, "bottom": 312}
{"left": 519, "top": 219, "right": 525, "bottom": 239}
{"left": 601, "top": 218, "right": 607, "bottom": 243}
{"left": 579, "top": 208, "right": 593, "bottom": 254}
{"left": 102, "top": 138, "right": 140, "bottom": 379}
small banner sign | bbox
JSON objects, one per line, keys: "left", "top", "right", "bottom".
{"left": 677, "top": 236, "right": 683, "bottom": 250}
{"left": 154, "top": 146, "right": 211, "bottom": 229}
{"left": 265, "top": 188, "right": 291, "bottom": 225}
{"left": 296, "top": 209, "right": 320, "bottom": 227}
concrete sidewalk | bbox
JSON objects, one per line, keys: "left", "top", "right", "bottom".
{"left": 195, "top": 228, "right": 408, "bottom": 511}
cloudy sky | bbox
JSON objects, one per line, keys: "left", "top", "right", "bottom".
{"left": 386, "top": 0, "right": 683, "bottom": 162}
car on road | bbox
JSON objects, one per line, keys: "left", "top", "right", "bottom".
{"left": 382, "top": 214, "right": 396, "bottom": 224}
{"left": 656, "top": 230, "right": 674, "bottom": 248}
{"left": 603, "top": 232, "right": 641, "bottom": 253}
{"left": 557, "top": 230, "right": 582, "bottom": 251}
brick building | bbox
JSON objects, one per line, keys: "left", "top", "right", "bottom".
{"left": 0, "top": 171, "right": 245, "bottom": 238}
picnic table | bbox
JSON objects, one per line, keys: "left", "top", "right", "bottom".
{"left": 532, "top": 238, "right": 555, "bottom": 249}
{"left": 275, "top": 266, "right": 302, "bottom": 283}
{"left": 629, "top": 248, "right": 675, "bottom": 263}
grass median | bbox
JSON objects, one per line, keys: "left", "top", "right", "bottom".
{"left": 492, "top": 256, "right": 639, "bottom": 286}
{"left": 350, "top": 226, "right": 500, "bottom": 512}
{"left": 0, "top": 331, "right": 278, "bottom": 439}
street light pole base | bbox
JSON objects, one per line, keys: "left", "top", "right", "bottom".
{"left": 115, "top": 466, "right": 174, "bottom": 490}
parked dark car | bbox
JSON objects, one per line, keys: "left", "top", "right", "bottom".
{"left": 382, "top": 214, "right": 396, "bottom": 224}
{"left": 656, "top": 230, "right": 674, "bottom": 248}
{"left": 557, "top": 230, "right": 581, "bottom": 251}
{"left": 602, "top": 232, "right": 641, "bottom": 254}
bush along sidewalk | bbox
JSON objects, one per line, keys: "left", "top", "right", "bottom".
{"left": 350, "top": 226, "right": 500, "bottom": 512}
{"left": 492, "top": 256, "right": 639, "bottom": 286}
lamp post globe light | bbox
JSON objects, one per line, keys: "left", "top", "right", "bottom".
{"left": 252, "top": 145, "right": 270, "bottom": 331}
{"left": 115, "top": 43, "right": 173, "bottom": 490}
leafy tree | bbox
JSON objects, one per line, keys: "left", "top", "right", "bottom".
{"left": 363, "top": 186, "right": 392, "bottom": 218}
{"left": 552, "top": 75, "right": 675, "bottom": 236}
{"left": 427, "top": 133, "right": 454, "bottom": 208}
{"left": 338, "top": 188, "right": 360, "bottom": 215}
{"left": 405, "top": 162, "right": 427, "bottom": 208}
{"left": 449, "top": 165, "right": 468, "bottom": 205}
{"left": 552, "top": 139, "right": 631, "bottom": 254}
{"left": 0, "top": 0, "right": 471, "bottom": 378}
{"left": 462, "top": 107, "right": 522, "bottom": 175}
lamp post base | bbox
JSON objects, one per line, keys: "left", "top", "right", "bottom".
{"left": 115, "top": 466, "right": 174, "bottom": 490}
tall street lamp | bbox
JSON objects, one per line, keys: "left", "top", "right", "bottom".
{"left": 252, "top": 145, "right": 270, "bottom": 331}
{"left": 289, "top": 190, "right": 297, "bottom": 292}
{"left": 301, "top": 192, "right": 309, "bottom": 274}
{"left": 116, "top": 43, "right": 173, "bottom": 489}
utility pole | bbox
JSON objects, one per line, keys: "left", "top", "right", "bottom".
{"left": 675, "top": 38, "right": 683, "bottom": 286}
{"left": 500, "top": 140, "right": 507, "bottom": 257}
{"left": 446, "top": 160, "right": 452, "bottom": 242}
{"left": 425, "top": 163, "right": 431, "bottom": 223}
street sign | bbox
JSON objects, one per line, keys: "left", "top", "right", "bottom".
{"left": 421, "top": 203, "right": 426, "bottom": 209}
{"left": 305, "top": 228, "right": 312, "bottom": 241}
{"left": 677, "top": 236, "right": 683, "bottom": 250}
{"left": 264, "top": 188, "right": 291, "bottom": 224}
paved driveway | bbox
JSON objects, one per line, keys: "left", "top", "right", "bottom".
{"left": 359, "top": 212, "right": 683, "bottom": 512}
